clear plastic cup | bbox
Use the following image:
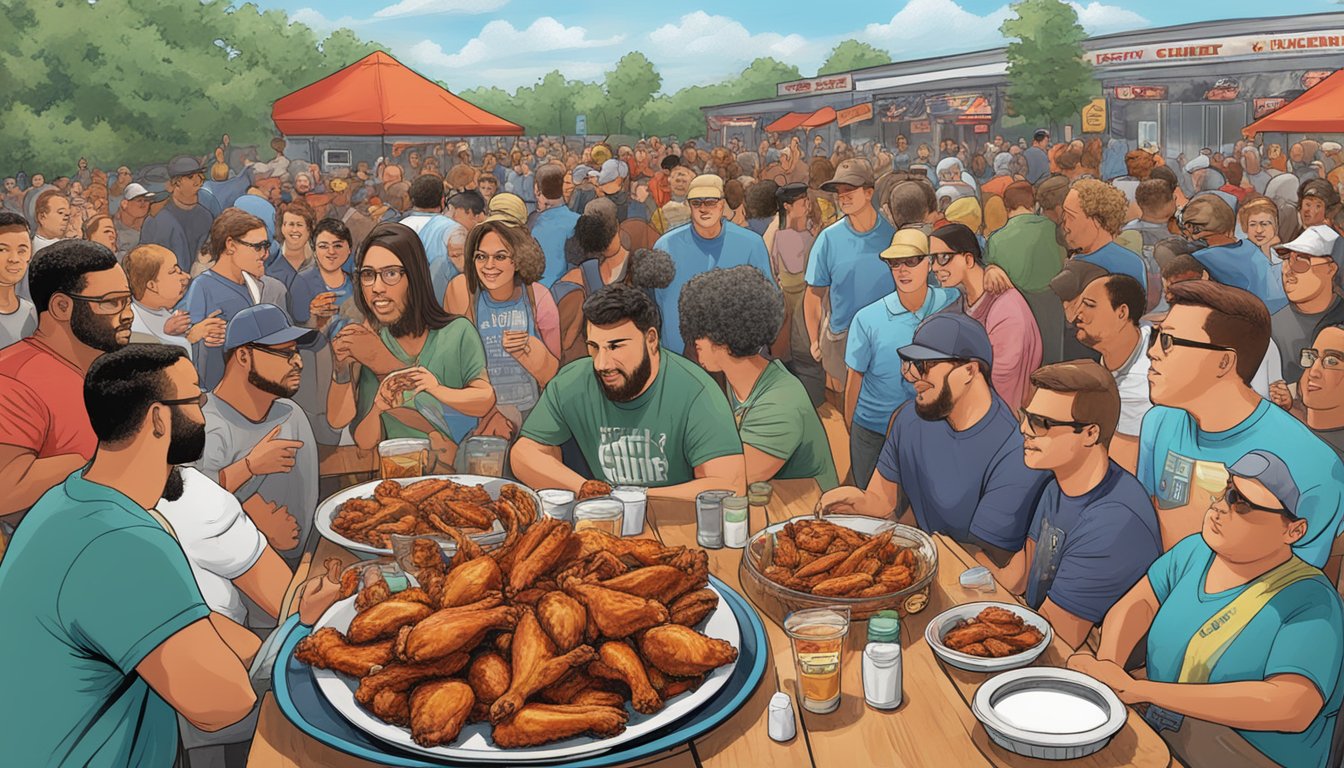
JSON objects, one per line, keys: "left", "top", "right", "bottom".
{"left": 612, "top": 485, "right": 648, "bottom": 536}
{"left": 573, "top": 498, "right": 624, "bottom": 537}
{"left": 378, "top": 438, "right": 430, "bottom": 479}
{"left": 784, "top": 606, "right": 851, "bottom": 714}
{"left": 458, "top": 436, "right": 508, "bottom": 477}
{"left": 538, "top": 489, "right": 577, "bottom": 523}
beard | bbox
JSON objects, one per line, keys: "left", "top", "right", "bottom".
{"left": 594, "top": 347, "right": 653, "bottom": 403}
{"left": 162, "top": 466, "right": 186, "bottom": 502}
{"left": 1075, "top": 328, "right": 1101, "bottom": 348}
{"left": 914, "top": 381, "right": 955, "bottom": 422}
{"left": 248, "top": 363, "right": 300, "bottom": 398}
{"left": 71, "top": 301, "right": 130, "bottom": 352}
{"left": 167, "top": 406, "right": 206, "bottom": 465}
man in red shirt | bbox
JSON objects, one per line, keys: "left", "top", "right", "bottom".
{"left": 0, "top": 240, "right": 132, "bottom": 522}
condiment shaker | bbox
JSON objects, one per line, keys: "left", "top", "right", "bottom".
{"left": 768, "top": 691, "right": 796, "bottom": 742}
{"left": 862, "top": 642, "right": 902, "bottom": 710}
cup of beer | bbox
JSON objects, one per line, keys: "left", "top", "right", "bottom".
{"left": 784, "top": 606, "right": 851, "bottom": 714}
{"left": 378, "top": 438, "right": 430, "bottom": 479}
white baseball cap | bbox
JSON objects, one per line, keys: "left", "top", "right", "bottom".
{"left": 123, "top": 182, "right": 167, "bottom": 202}
{"left": 1274, "top": 224, "right": 1340, "bottom": 258}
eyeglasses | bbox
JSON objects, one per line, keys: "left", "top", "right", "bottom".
{"left": 159, "top": 392, "right": 208, "bottom": 408}
{"left": 882, "top": 254, "right": 927, "bottom": 270}
{"left": 1212, "top": 481, "right": 1295, "bottom": 519}
{"left": 63, "top": 291, "right": 132, "bottom": 315}
{"left": 1300, "top": 348, "right": 1344, "bottom": 371}
{"left": 1283, "top": 252, "right": 1333, "bottom": 273}
{"left": 473, "top": 252, "right": 514, "bottom": 265}
{"left": 899, "top": 356, "right": 960, "bottom": 380}
{"left": 235, "top": 238, "right": 271, "bottom": 252}
{"left": 1147, "top": 329, "right": 1235, "bottom": 355}
{"left": 357, "top": 266, "right": 406, "bottom": 286}
{"left": 248, "top": 344, "right": 301, "bottom": 362}
{"left": 929, "top": 251, "right": 962, "bottom": 267}
{"left": 1019, "top": 408, "right": 1091, "bottom": 436}
{"left": 688, "top": 198, "right": 720, "bottom": 208}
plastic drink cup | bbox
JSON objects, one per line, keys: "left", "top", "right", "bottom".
{"left": 784, "top": 606, "right": 851, "bottom": 714}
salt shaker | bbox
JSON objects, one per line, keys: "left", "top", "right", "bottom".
{"left": 722, "top": 495, "right": 749, "bottom": 549}
{"left": 862, "top": 642, "right": 902, "bottom": 710}
{"left": 767, "top": 691, "right": 796, "bottom": 742}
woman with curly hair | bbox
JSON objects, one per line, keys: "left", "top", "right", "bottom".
{"left": 679, "top": 266, "right": 838, "bottom": 490}
{"left": 444, "top": 219, "right": 560, "bottom": 432}
{"left": 1237, "top": 196, "right": 1281, "bottom": 262}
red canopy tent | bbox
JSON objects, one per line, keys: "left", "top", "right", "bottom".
{"left": 800, "top": 107, "right": 838, "bottom": 129}
{"left": 272, "top": 51, "right": 522, "bottom": 137}
{"left": 765, "top": 112, "right": 812, "bottom": 134}
{"left": 1243, "top": 68, "right": 1344, "bottom": 136}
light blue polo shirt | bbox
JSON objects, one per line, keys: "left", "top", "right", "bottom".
{"left": 804, "top": 212, "right": 897, "bottom": 334}
{"left": 1146, "top": 535, "right": 1343, "bottom": 768}
{"left": 653, "top": 221, "right": 774, "bottom": 355}
{"left": 531, "top": 204, "right": 581, "bottom": 287}
{"left": 844, "top": 285, "right": 958, "bottom": 434}
{"left": 1193, "top": 239, "right": 1289, "bottom": 314}
{"left": 0, "top": 469, "right": 210, "bottom": 767}
{"left": 1074, "top": 241, "right": 1149, "bottom": 292}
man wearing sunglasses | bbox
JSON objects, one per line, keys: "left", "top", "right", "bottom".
{"left": 975, "top": 361, "right": 1160, "bottom": 650}
{"left": 140, "top": 155, "right": 215, "bottom": 274}
{"left": 651, "top": 173, "right": 772, "bottom": 357}
{"left": 818, "top": 314, "right": 1048, "bottom": 557}
{"left": 1138, "top": 280, "right": 1344, "bottom": 571}
{"left": 196, "top": 304, "right": 318, "bottom": 567}
{"left": 1268, "top": 225, "right": 1344, "bottom": 396}
{"left": 1069, "top": 450, "right": 1343, "bottom": 768}
{"left": 0, "top": 240, "right": 132, "bottom": 522}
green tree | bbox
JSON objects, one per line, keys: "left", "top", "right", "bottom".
{"left": 603, "top": 52, "right": 662, "bottom": 135}
{"left": 999, "top": 0, "right": 1097, "bottom": 131}
{"left": 818, "top": 40, "right": 892, "bottom": 75}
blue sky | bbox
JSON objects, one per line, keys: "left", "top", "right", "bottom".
{"left": 267, "top": 1, "right": 1341, "bottom": 92}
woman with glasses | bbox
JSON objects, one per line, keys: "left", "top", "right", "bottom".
{"left": 443, "top": 219, "right": 560, "bottom": 436}
{"left": 1068, "top": 450, "right": 1343, "bottom": 768}
{"left": 290, "top": 218, "right": 358, "bottom": 335}
{"left": 930, "top": 223, "right": 1041, "bottom": 410}
{"left": 327, "top": 222, "right": 495, "bottom": 465}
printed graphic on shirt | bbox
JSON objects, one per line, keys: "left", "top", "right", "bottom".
{"left": 1028, "top": 516, "right": 1067, "bottom": 607}
{"left": 1157, "top": 451, "right": 1228, "bottom": 513}
{"left": 597, "top": 426, "right": 670, "bottom": 485}
{"left": 477, "top": 303, "right": 538, "bottom": 408}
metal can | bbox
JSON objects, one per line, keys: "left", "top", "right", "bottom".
{"left": 695, "top": 490, "right": 732, "bottom": 549}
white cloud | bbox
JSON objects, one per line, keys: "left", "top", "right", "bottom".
{"left": 406, "top": 18, "right": 623, "bottom": 88}
{"left": 645, "top": 12, "right": 826, "bottom": 89}
{"left": 860, "top": 0, "right": 1146, "bottom": 54}
{"left": 1068, "top": 2, "right": 1148, "bottom": 33}
{"left": 372, "top": 0, "right": 509, "bottom": 20}
{"left": 290, "top": 8, "right": 361, "bottom": 34}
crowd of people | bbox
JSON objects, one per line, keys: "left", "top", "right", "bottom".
{"left": 0, "top": 125, "right": 1343, "bottom": 768}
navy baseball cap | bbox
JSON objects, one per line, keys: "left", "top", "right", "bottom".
{"left": 224, "top": 304, "right": 317, "bottom": 354}
{"left": 897, "top": 313, "right": 993, "bottom": 371}
{"left": 1227, "top": 450, "right": 1300, "bottom": 519}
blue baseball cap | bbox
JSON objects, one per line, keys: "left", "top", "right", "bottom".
{"left": 897, "top": 313, "right": 993, "bottom": 371}
{"left": 224, "top": 304, "right": 317, "bottom": 354}
{"left": 1227, "top": 450, "right": 1300, "bottom": 519}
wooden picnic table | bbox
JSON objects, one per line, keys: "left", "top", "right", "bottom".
{"left": 248, "top": 478, "right": 1174, "bottom": 768}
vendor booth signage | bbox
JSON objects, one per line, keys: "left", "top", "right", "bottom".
{"left": 837, "top": 102, "right": 875, "bottom": 127}
{"left": 777, "top": 74, "right": 854, "bottom": 97}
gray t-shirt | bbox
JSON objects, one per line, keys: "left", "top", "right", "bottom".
{"left": 1271, "top": 297, "right": 1344, "bottom": 384}
{"left": 1314, "top": 427, "right": 1344, "bottom": 465}
{"left": 0, "top": 298, "right": 37, "bottom": 347}
{"left": 196, "top": 396, "right": 318, "bottom": 563}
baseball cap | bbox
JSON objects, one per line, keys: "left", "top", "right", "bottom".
{"left": 1227, "top": 450, "right": 1300, "bottom": 519}
{"left": 1323, "top": 141, "right": 1342, "bottom": 154}
{"left": 122, "top": 182, "right": 167, "bottom": 203}
{"left": 820, "top": 159, "right": 875, "bottom": 192}
{"left": 1183, "top": 155, "right": 1211, "bottom": 174}
{"left": 897, "top": 313, "right": 994, "bottom": 371}
{"left": 687, "top": 174, "right": 725, "bottom": 200}
{"left": 1274, "top": 224, "right": 1339, "bottom": 259}
{"left": 167, "top": 155, "right": 207, "bottom": 178}
{"left": 597, "top": 159, "right": 629, "bottom": 186}
{"left": 484, "top": 193, "right": 528, "bottom": 227}
{"left": 775, "top": 182, "right": 809, "bottom": 204}
{"left": 880, "top": 228, "right": 930, "bottom": 261}
{"left": 224, "top": 303, "right": 317, "bottom": 353}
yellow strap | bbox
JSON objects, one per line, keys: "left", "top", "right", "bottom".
{"left": 1177, "top": 556, "right": 1320, "bottom": 684}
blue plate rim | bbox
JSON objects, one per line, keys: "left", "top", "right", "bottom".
{"left": 273, "top": 573, "right": 769, "bottom": 767}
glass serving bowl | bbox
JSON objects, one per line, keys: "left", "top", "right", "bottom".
{"left": 739, "top": 515, "right": 939, "bottom": 625}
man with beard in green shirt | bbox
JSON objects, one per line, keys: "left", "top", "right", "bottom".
{"left": 513, "top": 284, "right": 745, "bottom": 500}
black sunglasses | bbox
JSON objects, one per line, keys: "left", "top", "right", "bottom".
{"left": 1019, "top": 408, "right": 1091, "bottom": 436}
{"left": 160, "top": 393, "right": 208, "bottom": 408}
{"left": 1213, "top": 481, "right": 1296, "bottom": 519}
{"left": 929, "top": 251, "right": 963, "bottom": 267}
{"left": 1148, "top": 330, "right": 1234, "bottom": 355}
{"left": 883, "top": 254, "right": 927, "bottom": 270}
{"left": 899, "top": 356, "right": 963, "bottom": 378}
{"left": 235, "top": 237, "right": 271, "bottom": 252}
{"left": 248, "top": 344, "right": 301, "bottom": 362}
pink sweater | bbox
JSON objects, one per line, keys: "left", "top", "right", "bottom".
{"left": 965, "top": 288, "right": 1042, "bottom": 410}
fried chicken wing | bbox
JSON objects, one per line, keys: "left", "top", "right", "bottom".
{"left": 577, "top": 480, "right": 612, "bottom": 501}
{"left": 563, "top": 578, "right": 670, "bottom": 639}
{"left": 495, "top": 513, "right": 561, "bottom": 576}
{"left": 792, "top": 550, "right": 849, "bottom": 580}
{"left": 426, "top": 498, "right": 496, "bottom": 530}
{"left": 979, "top": 606, "right": 1024, "bottom": 627}
{"left": 370, "top": 689, "right": 411, "bottom": 726}
{"left": 353, "top": 568, "right": 392, "bottom": 612}
{"left": 832, "top": 531, "right": 893, "bottom": 577}
{"left": 646, "top": 667, "right": 705, "bottom": 700}
{"left": 351, "top": 499, "right": 418, "bottom": 534}
{"left": 490, "top": 703, "right": 628, "bottom": 748}
{"left": 430, "top": 522, "right": 488, "bottom": 568}
{"left": 490, "top": 609, "right": 597, "bottom": 723}
{"left": 811, "top": 572, "right": 874, "bottom": 597}
{"left": 570, "top": 529, "right": 682, "bottom": 567}
{"left": 596, "top": 565, "right": 697, "bottom": 604}
{"left": 499, "top": 484, "right": 538, "bottom": 530}
{"left": 374, "top": 480, "right": 403, "bottom": 501}
{"left": 982, "top": 637, "right": 1017, "bottom": 658}
{"left": 354, "top": 653, "right": 470, "bottom": 707}
{"left": 348, "top": 600, "right": 434, "bottom": 643}
{"left": 294, "top": 627, "right": 395, "bottom": 677}
{"left": 771, "top": 530, "right": 801, "bottom": 569}
{"left": 637, "top": 624, "right": 739, "bottom": 677}
{"left": 668, "top": 589, "right": 718, "bottom": 627}
{"left": 1001, "top": 628, "right": 1046, "bottom": 650}
{"left": 394, "top": 605, "right": 521, "bottom": 663}
{"left": 467, "top": 651, "right": 512, "bottom": 720}
{"left": 437, "top": 554, "right": 504, "bottom": 609}
{"left": 398, "top": 478, "right": 451, "bottom": 505}
{"left": 942, "top": 622, "right": 999, "bottom": 649}
{"left": 507, "top": 519, "right": 572, "bottom": 595}
{"left": 409, "top": 680, "right": 475, "bottom": 747}
{"left": 590, "top": 641, "right": 662, "bottom": 714}
{"left": 536, "top": 591, "right": 588, "bottom": 652}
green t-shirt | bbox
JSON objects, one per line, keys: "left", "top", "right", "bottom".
{"left": 984, "top": 213, "right": 1066, "bottom": 294}
{"left": 730, "top": 359, "right": 839, "bottom": 491}
{"left": 355, "top": 318, "right": 489, "bottom": 442}
{"left": 521, "top": 350, "right": 743, "bottom": 487}
{"left": 0, "top": 469, "right": 210, "bottom": 767}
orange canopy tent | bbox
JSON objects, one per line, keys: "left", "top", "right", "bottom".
{"left": 800, "top": 107, "right": 838, "bottom": 129}
{"left": 1243, "top": 68, "right": 1344, "bottom": 136}
{"left": 765, "top": 112, "right": 812, "bottom": 133}
{"left": 272, "top": 51, "right": 522, "bottom": 137}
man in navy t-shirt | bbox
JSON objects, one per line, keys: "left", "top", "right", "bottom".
{"left": 977, "top": 360, "right": 1160, "bottom": 649}
{"left": 817, "top": 314, "right": 1048, "bottom": 555}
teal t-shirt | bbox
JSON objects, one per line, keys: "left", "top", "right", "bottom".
{"left": 1146, "top": 535, "right": 1343, "bottom": 768}
{"left": 356, "top": 318, "right": 489, "bottom": 442}
{"left": 730, "top": 359, "right": 839, "bottom": 491}
{"left": 520, "top": 350, "right": 743, "bottom": 486}
{"left": 0, "top": 469, "right": 210, "bottom": 767}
